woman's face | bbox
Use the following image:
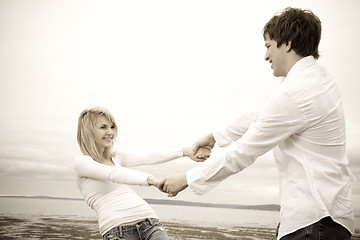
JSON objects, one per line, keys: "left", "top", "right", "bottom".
{"left": 93, "top": 115, "right": 116, "bottom": 150}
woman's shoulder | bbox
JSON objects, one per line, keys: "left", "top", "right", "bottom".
{"left": 112, "top": 150, "right": 125, "bottom": 165}
{"left": 73, "top": 154, "right": 94, "bottom": 168}
{"left": 74, "top": 154, "right": 93, "bottom": 161}
{"left": 112, "top": 150, "right": 139, "bottom": 166}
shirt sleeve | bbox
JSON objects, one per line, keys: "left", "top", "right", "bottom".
{"left": 186, "top": 91, "right": 305, "bottom": 195}
{"left": 213, "top": 110, "right": 259, "bottom": 147}
{"left": 115, "top": 149, "right": 183, "bottom": 167}
{"left": 73, "top": 155, "right": 151, "bottom": 186}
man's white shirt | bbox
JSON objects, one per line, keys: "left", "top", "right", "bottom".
{"left": 186, "top": 56, "right": 356, "bottom": 239}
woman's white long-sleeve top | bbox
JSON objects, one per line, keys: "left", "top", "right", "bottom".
{"left": 73, "top": 149, "right": 183, "bottom": 235}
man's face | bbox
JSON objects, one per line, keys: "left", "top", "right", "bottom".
{"left": 264, "top": 34, "right": 289, "bottom": 77}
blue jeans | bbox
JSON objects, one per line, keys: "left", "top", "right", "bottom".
{"left": 279, "top": 216, "right": 351, "bottom": 240}
{"left": 102, "top": 218, "right": 168, "bottom": 240}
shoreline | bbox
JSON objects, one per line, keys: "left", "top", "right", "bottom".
{"left": 0, "top": 195, "right": 280, "bottom": 212}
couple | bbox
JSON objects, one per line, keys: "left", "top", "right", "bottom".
{"left": 73, "top": 7, "right": 355, "bottom": 240}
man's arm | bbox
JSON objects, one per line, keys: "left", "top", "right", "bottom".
{"left": 193, "top": 111, "right": 258, "bottom": 159}
{"left": 163, "top": 91, "right": 304, "bottom": 196}
{"left": 213, "top": 110, "right": 259, "bottom": 147}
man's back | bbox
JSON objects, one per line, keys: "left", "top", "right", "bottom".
{"left": 273, "top": 56, "right": 355, "bottom": 238}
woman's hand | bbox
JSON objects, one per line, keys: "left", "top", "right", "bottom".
{"left": 182, "top": 146, "right": 211, "bottom": 162}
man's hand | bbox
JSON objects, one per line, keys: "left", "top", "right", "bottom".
{"left": 182, "top": 146, "right": 211, "bottom": 162}
{"left": 147, "top": 176, "right": 166, "bottom": 193}
{"left": 193, "top": 133, "right": 216, "bottom": 159}
{"left": 162, "top": 173, "right": 188, "bottom": 197}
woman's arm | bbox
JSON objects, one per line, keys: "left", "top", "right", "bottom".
{"left": 73, "top": 155, "right": 151, "bottom": 186}
{"left": 117, "top": 146, "right": 212, "bottom": 167}
{"left": 116, "top": 149, "right": 183, "bottom": 167}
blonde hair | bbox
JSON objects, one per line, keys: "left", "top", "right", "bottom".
{"left": 77, "top": 107, "right": 118, "bottom": 163}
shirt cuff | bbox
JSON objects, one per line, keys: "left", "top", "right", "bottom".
{"left": 186, "top": 167, "right": 207, "bottom": 195}
{"left": 179, "top": 148, "right": 184, "bottom": 157}
{"left": 145, "top": 174, "right": 154, "bottom": 186}
{"left": 212, "top": 129, "right": 230, "bottom": 147}
{"left": 185, "top": 154, "right": 225, "bottom": 195}
{"left": 186, "top": 167, "right": 199, "bottom": 186}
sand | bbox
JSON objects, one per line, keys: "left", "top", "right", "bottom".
{"left": 0, "top": 215, "right": 359, "bottom": 240}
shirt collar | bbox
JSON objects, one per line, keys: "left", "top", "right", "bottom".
{"left": 284, "top": 56, "right": 316, "bottom": 81}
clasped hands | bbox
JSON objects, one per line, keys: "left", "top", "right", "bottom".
{"left": 148, "top": 133, "right": 216, "bottom": 197}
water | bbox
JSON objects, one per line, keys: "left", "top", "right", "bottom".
{"left": 0, "top": 197, "right": 359, "bottom": 237}
{"left": 0, "top": 197, "right": 279, "bottom": 229}
{"left": 0, "top": 198, "right": 94, "bottom": 218}
{"left": 152, "top": 204, "right": 279, "bottom": 229}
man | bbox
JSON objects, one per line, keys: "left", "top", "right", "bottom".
{"left": 162, "top": 7, "right": 355, "bottom": 240}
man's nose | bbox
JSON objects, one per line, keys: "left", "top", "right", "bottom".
{"left": 264, "top": 52, "right": 269, "bottom": 61}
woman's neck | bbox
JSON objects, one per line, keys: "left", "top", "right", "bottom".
{"left": 98, "top": 146, "right": 112, "bottom": 161}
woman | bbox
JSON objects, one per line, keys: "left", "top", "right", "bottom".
{"left": 73, "top": 107, "right": 209, "bottom": 240}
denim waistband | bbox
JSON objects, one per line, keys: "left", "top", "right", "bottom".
{"left": 103, "top": 218, "right": 160, "bottom": 238}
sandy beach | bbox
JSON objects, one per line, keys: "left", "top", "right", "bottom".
{"left": 0, "top": 214, "right": 275, "bottom": 240}
{"left": 1, "top": 214, "right": 359, "bottom": 240}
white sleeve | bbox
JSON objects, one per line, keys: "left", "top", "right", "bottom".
{"left": 73, "top": 155, "right": 151, "bottom": 186}
{"left": 213, "top": 110, "right": 259, "bottom": 147}
{"left": 186, "top": 91, "right": 304, "bottom": 195}
{"left": 115, "top": 149, "right": 183, "bottom": 167}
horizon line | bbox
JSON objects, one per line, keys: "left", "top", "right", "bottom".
{"left": 0, "top": 195, "right": 280, "bottom": 211}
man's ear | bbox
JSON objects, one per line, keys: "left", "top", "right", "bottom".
{"left": 286, "top": 41, "right": 292, "bottom": 53}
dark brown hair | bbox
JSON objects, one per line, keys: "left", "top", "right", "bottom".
{"left": 263, "top": 7, "right": 321, "bottom": 59}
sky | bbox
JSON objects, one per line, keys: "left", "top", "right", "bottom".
{"left": 0, "top": 0, "right": 360, "bottom": 212}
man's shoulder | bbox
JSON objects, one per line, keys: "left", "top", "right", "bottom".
{"left": 280, "top": 65, "right": 329, "bottom": 98}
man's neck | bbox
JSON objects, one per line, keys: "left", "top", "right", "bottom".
{"left": 285, "top": 53, "right": 304, "bottom": 77}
